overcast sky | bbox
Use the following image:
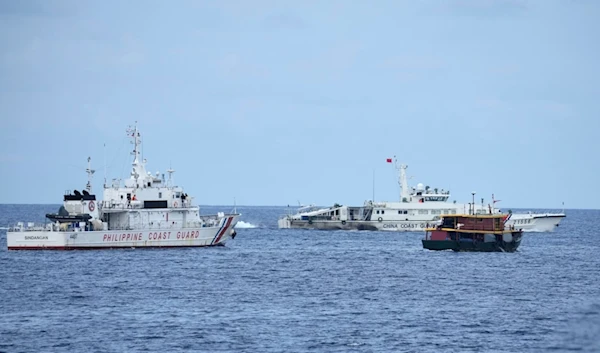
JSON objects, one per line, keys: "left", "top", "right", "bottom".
{"left": 0, "top": 0, "right": 598, "bottom": 209}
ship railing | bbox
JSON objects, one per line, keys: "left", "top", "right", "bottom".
{"left": 198, "top": 213, "right": 237, "bottom": 220}
{"left": 8, "top": 222, "right": 62, "bottom": 232}
{"left": 105, "top": 220, "right": 224, "bottom": 231}
{"left": 101, "top": 201, "right": 146, "bottom": 210}
{"left": 421, "top": 190, "right": 451, "bottom": 195}
{"left": 100, "top": 201, "right": 198, "bottom": 210}
{"left": 277, "top": 214, "right": 309, "bottom": 220}
{"left": 515, "top": 210, "right": 564, "bottom": 215}
{"left": 8, "top": 221, "right": 226, "bottom": 232}
{"left": 278, "top": 214, "right": 335, "bottom": 221}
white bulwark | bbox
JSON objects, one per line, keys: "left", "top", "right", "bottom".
{"left": 7, "top": 123, "right": 239, "bottom": 250}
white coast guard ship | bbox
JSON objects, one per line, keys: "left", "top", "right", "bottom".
{"left": 278, "top": 157, "right": 565, "bottom": 232}
{"left": 7, "top": 124, "right": 239, "bottom": 250}
{"left": 278, "top": 158, "right": 490, "bottom": 231}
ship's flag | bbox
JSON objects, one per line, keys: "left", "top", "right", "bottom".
{"left": 386, "top": 158, "right": 392, "bottom": 163}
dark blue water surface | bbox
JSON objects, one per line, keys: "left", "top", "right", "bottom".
{"left": 1, "top": 205, "right": 599, "bottom": 353}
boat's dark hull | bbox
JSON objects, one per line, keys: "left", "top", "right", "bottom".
{"left": 422, "top": 238, "right": 522, "bottom": 252}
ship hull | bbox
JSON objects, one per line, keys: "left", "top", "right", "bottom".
{"left": 422, "top": 237, "right": 522, "bottom": 252}
{"left": 280, "top": 215, "right": 562, "bottom": 233}
{"left": 7, "top": 216, "right": 238, "bottom": 250}
{"left": 278, "top": 219, "right": 439, "bottom": 232}
{"left": 505, "top": 214, "right": 565, "bottom": 232}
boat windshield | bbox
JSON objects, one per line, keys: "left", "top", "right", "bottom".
{"left": 422, "top": 196, "right": 448, "bottom": 202}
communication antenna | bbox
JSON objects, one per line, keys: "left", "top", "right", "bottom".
{"left": 103, "top": 143, "right": 107, "bottom": 188}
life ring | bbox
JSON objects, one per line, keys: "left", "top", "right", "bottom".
{"left": 88, "top": 201, "right": 95, "bottom": 212}
{"left": 173, "top": 201, "right": 178, "bottom": 207}
{"left": 378, "top": 217, "right": 383, "bottom": 222}
{"left": 341, "top": 220, "right": 346, "bottom": 225}
{"left": 308, "top": 219, "right": 313, "bottom": 224}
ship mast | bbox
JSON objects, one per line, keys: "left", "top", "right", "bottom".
{"left": 166, "top": 163, "right": 175, "bottom": 188}
{"left": 394, "top": 157, "right": 409, "bottom": 202}
{"left": 127, "top": 121, "right": 144, "bottom": 184}
{"left": 85, "top": 156, "right": 95, "bottom": 193}
{"left": 491, "top": 193, "right": 501, "bottom": 214}
{"left": 128, "top": 121, "right": 141, "bottom": 165}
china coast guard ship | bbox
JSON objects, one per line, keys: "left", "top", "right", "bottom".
{"left": 278, "top": 158, "right": 485, "bottom": 232}
{"left": 7, "top": 124, "right": 239, "bottom": 250}
{"left": 278, "top": 157, "right": 564, "bottom": 232}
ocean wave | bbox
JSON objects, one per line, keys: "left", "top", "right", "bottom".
{"left": 235, "top": 221, "right": 257, "bottom": 229}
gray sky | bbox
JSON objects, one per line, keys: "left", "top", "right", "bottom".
{"left": 0, "top": 0, "right": 598, "bottom": 209}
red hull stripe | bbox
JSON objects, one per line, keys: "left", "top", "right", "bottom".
{"left": 213, "top": 217, "right": 233, "bottom": 245}
{"left": 8, "top": 244, "right": 225, "bottom": 251}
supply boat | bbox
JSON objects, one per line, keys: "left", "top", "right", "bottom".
{"left": 422, "top": 213, "right": 523, "bottom": 252}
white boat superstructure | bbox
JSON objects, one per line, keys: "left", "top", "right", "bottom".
{"left": 278, "top": 158, "right": 495, "bottom": 231}
{"left": 7, "top": 123, "right": 239, "bottom": 250}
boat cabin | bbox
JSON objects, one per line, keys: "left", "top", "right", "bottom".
{"left": 438, "top": 214, "right": 507, "bottom": 232}
{"left": 423, "top": 213, "right": 523, "bottom": 252}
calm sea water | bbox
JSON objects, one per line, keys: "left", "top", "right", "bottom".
{"left": 0, "top": 205, "right": 599, "bottom": 353}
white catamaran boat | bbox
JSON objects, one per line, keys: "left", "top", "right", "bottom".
{"left": 278, "top": 157, "right": 565, "bottom": 232}
{"left": 7, "top": 123, "right": 240, "bottom": 250}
